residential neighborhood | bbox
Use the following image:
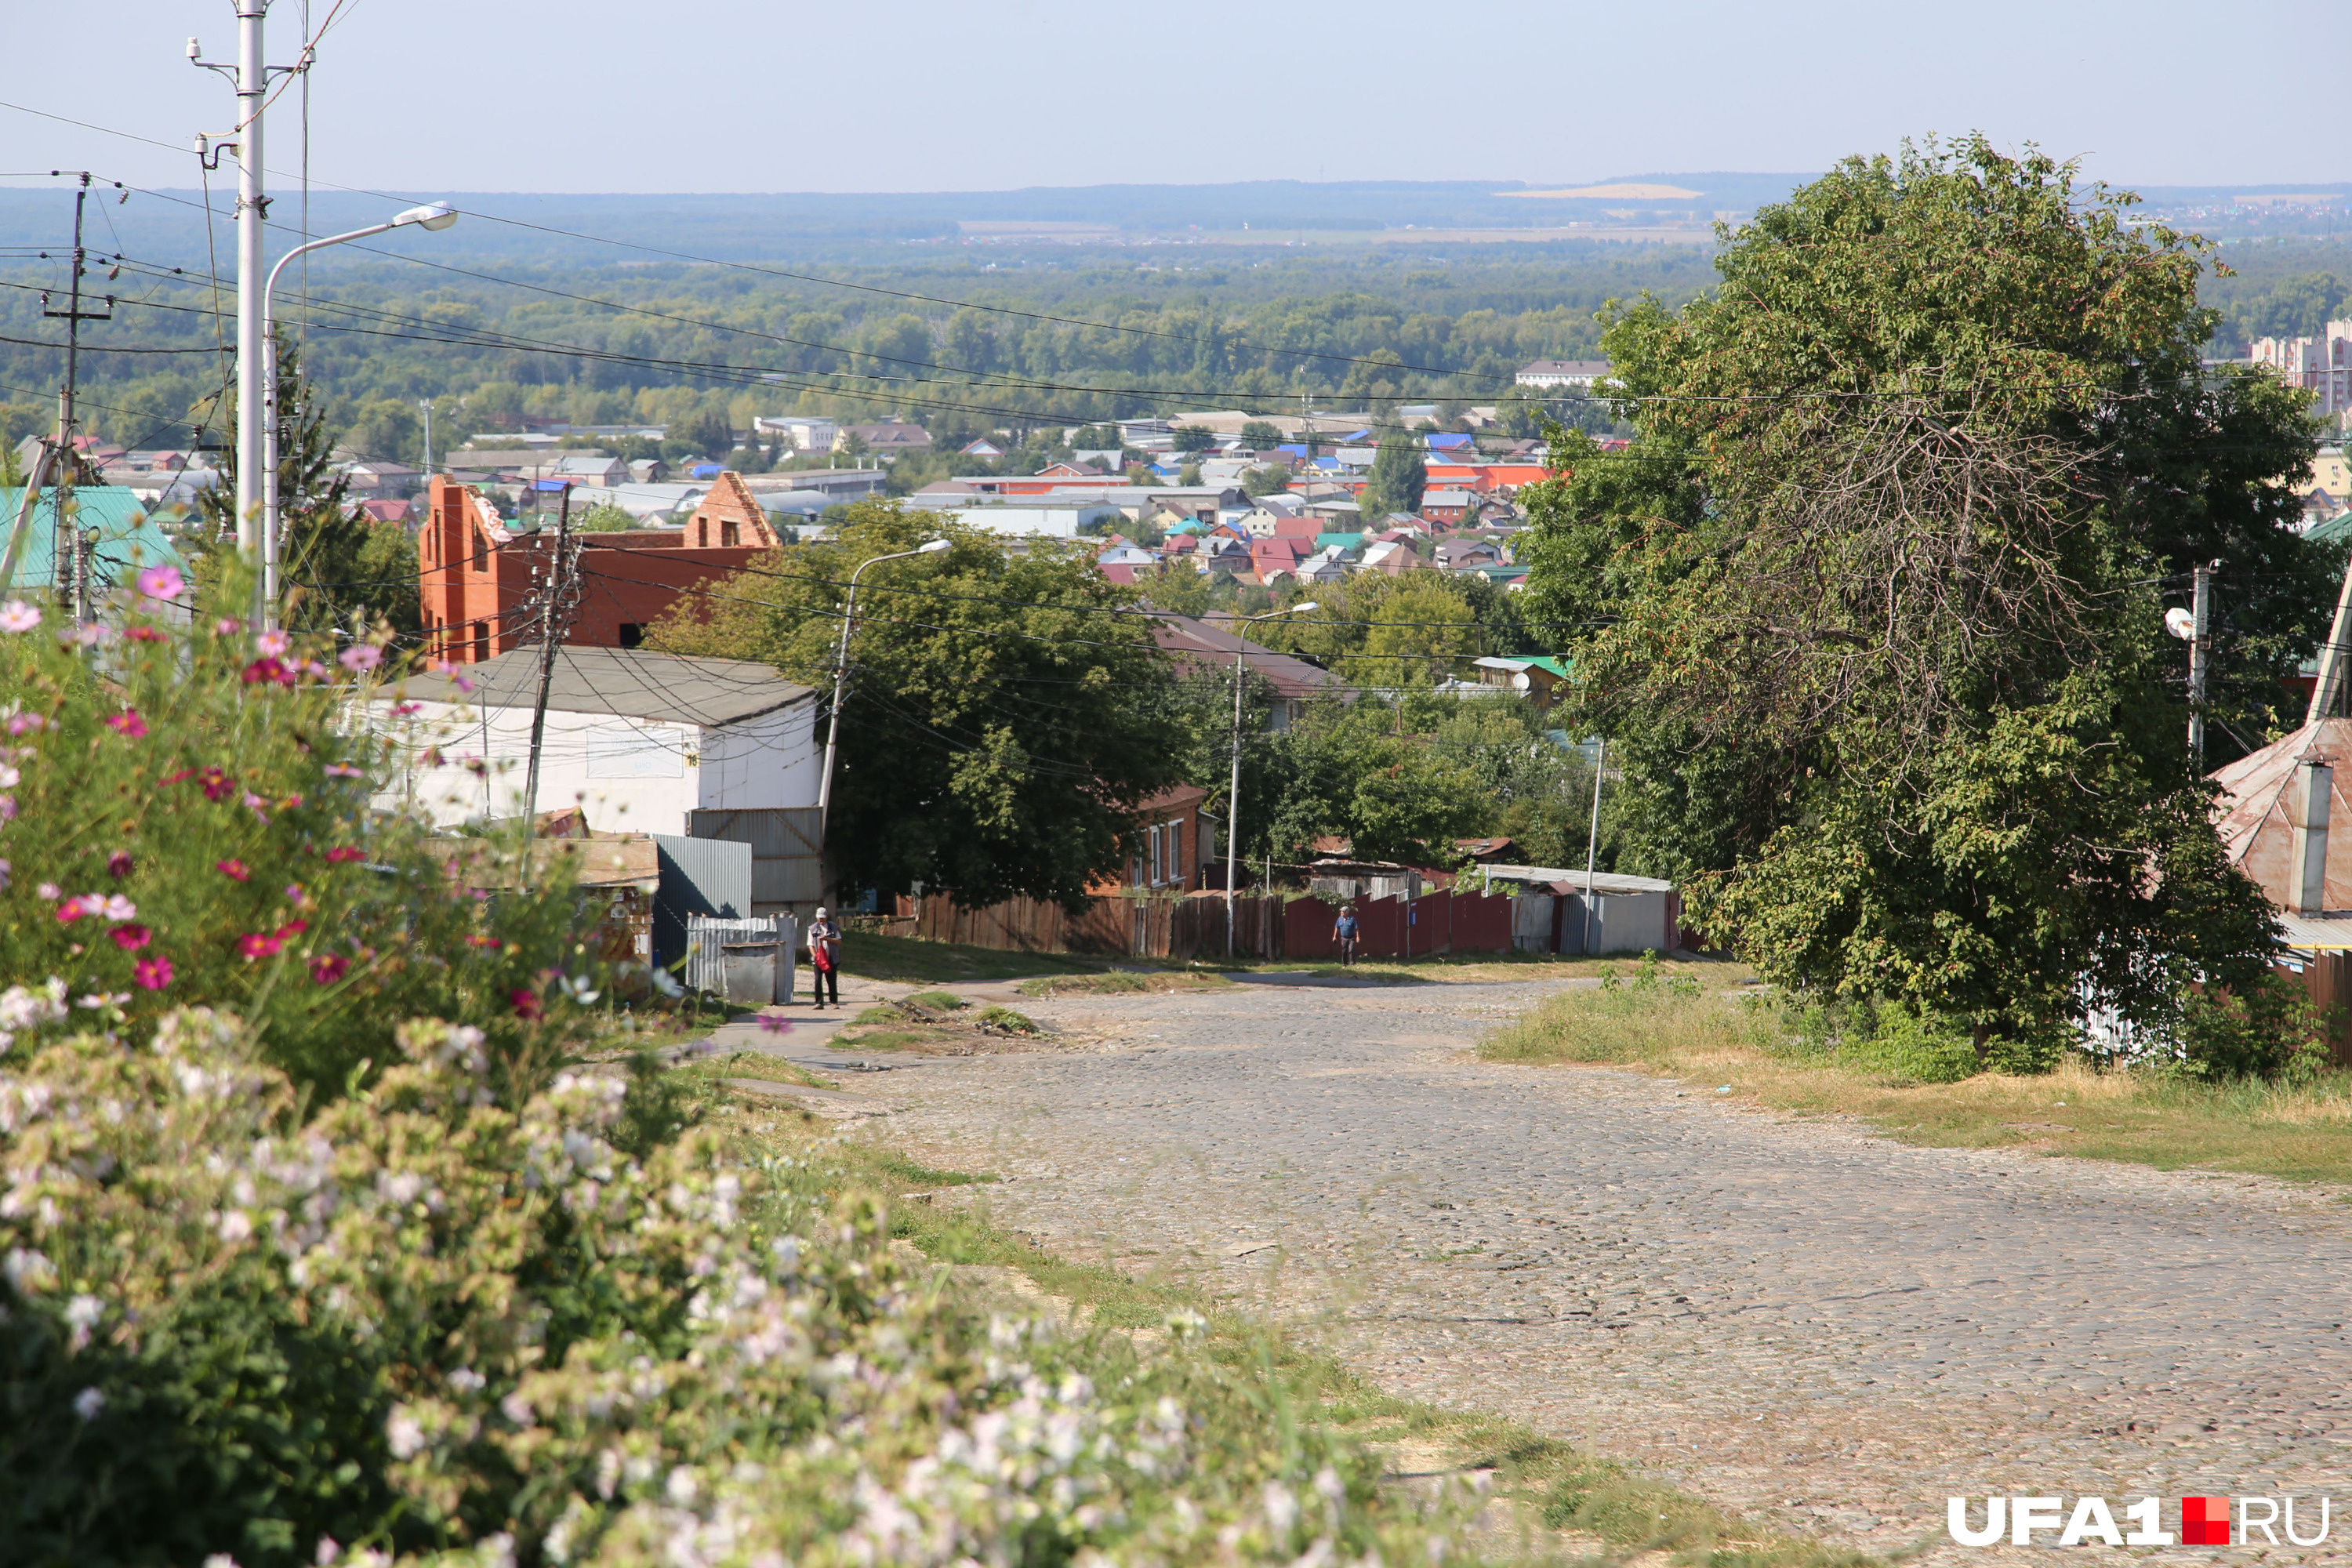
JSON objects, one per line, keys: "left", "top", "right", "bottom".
{"left": 10, "top": 13, "right": 2352, "bottom": 1563}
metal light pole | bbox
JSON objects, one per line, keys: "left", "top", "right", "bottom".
{"left": 191, "top": 13, "right": 278, "bottom": 571}
{"left": 257, "top": 202, "right": 457, "bottom": 627}
{"left": 1225, "top": 601, "right": 1318, "bottom": 958}
{"left": 815, "top": 538, "right": 952, "bottom": 833}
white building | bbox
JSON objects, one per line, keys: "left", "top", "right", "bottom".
{"left": 942, "top": 503, "right": 1120, "bottom": 538}
{"left": 2251, "top": 322, "right": 2352, "bottom": 419}
{"left": 753, "top": 416, "right": 841, "bottom": 454}
{"left": 369, "top": 647, "right": 820, "bottom": 835}
{"left": 1515, "top": 359, "right": 1613, "bottom": 391}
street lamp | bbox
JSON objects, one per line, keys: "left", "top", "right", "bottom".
{"left": 1225, "top": 601, "right": 1318, "bottom": 957}
{"left": 255, "top": 201, "right": 459, "bottom": 628}
{"left": 815, "top": 537, "right": 953, "bottom": 836}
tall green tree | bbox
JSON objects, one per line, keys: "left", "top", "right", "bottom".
{"left": 644, "top": 500, "right": 1184, "bottom": 909}
{"left": 1520, "top": 136, "right": 2328, "bottom": 1047}
{"left": 1359, "top": 433, "right": 1427, "bottom": 521}
{"left": 191, "top": 339, "right": 419, "bottom": 637}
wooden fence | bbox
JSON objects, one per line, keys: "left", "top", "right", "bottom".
{"left": 906, "top": 887, "right": 1516, "bottom": 963}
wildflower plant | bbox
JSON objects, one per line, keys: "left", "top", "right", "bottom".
{"left": 0, "top": 570, "right": 597, "bottom": 1093}
{"left": 0, "top": 1013, "right": 1455, "bottom": 1566}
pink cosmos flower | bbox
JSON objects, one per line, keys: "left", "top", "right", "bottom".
{"left": 36, "top": 881, "right": 59, "bottom": 899}
{"left": 308, "top": 954, "right": 349, "bottom": 985}
{"left": 338, "top": 644, "right": 383, "bottom": 673}
{"left": 5, "top": 712, "right": 45, "bottom": 735}
{"left": 0, "top": 601, "right": 41, "bottom": 633}
{"left": 103, "top": 712, "right": 147, "bottom": 739}
{"left": 101, "top": 895, "right": 135, "bottom": 922}
{"left": 125, "top": 626, "right": 166, "bottom": 643}
{"left": 70, "top": 623, "right": 107, "bottom": 648}
{"left": 510, "top": 988, "right": 543, "bottom": 1021}
{"left": 452, "top": 673, "right": 476, "bottom": 694}
{"left": 325, "top": 847, "right": 366, "bottom": 864}
{"left": 216, "top": 858, "right": 250, "bottom": 882}
{"left": 107, "top": 851, "right": 132, "bottom": 879}
{"left": 238, "top": 932, "right": 282, "bottom": 961}
{"left": 0, "top": 796, "right": 13, "bottom": 822}
{"left": 324, "top": 764, "right": 365, "bottom": 779}
{"left": 135, "top": 564, "right": 185, "bottom": 602}
{"left": 256, "top": 630, "right": 290, "bottom": 659}
{"left": 240, "top": 657, "right": 296, "bottom": 688}
{"left": 214, "top": 617, "right": 243, "bottom": 637}
{"left": 55, "top": 901, "right": 84, "bottom": 924}
{"left": 110, "top": 924, "right": 151, "bottom": 952}
{"left": 276, "top": 919, "right": 309, "bottom": 938}
{"left": 132, "top": 956, "right": 172, "bottom": 990}
{"left": 198, "top": 768, "right": 234, "bottom": 800}
{"left": 390, "top": 703, "right": 423, "bottom": 719}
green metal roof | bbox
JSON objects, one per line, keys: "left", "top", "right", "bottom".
{"left": 2307, "top": 510, "right": 2352, "bottom": 544}
{"left": 0, "top": 487, "right": 187, "bottom": 596}
{"left": 1315, "top": 531, "right": 1365, "bottom": 552}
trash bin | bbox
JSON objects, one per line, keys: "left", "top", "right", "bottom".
{"left": 719, "top": 942, "right": 779, "bottom": 1004}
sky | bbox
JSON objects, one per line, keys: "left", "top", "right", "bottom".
{"left": 0, "top": 0, "right": 2339, "bottom": 196}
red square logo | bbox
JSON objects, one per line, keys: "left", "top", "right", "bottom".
{"left": 2181, "top": 1497, "right": 2230, "bottom": 1545}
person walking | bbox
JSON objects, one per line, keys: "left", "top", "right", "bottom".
{"left": 1332, "top": 904, "right": 1360, "bottom": 968}
{"left": 806, "top": 906, "right": 842, "bottom": 1008}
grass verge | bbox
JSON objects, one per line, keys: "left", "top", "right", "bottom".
{"left": 1018, "top": 970, "right": 1239, "bottom": 997}
{"left": 1232, "top": 953, "right": 1740, "bottom": 985}
{"left": 1479, "top": 980, "right": 2352, "bottom": 1188}
{"left": 685, "top": 1064, "right": 1877, "bottom": 1566}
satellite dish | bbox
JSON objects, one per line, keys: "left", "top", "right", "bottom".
{"left": 2164, "top": 607, "right": 2198, "bottom": 641}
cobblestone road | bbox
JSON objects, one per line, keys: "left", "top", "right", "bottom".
{"left": 819, "top": 974, "right": 2352, "bottom": 1563}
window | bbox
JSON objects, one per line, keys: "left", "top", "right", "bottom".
{"left": 1146, "top": 826, "right": 1163, "bottom": 886}
{"left": 618, "top": 622, "right": 644, "bottom": 649}
{"left": 696, "top": 518, "right": 709, "bottom": 547}
{"left": 472, "top": 621, "right": 489, "bottom": 664}
{"left": 472, "top": 529, "right": 488, "bottom": 572}
{"left": 1163, "top": 818, "right": 1182, "bottom": 884}
{"left": 722, "top": 518, "right": 739, "bottom": 546}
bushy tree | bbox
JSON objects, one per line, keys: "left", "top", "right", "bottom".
{"left": 644, "top": 501, "right": 1185, "bottom": 909}
{"left": 1520, "top": 136, "right": 2325, "bottom": 1049}
{"left": 1359, "top": 433, "right": 1426, "bottom": 521}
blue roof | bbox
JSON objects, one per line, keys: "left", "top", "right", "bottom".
{"left": 1425, "top": 433, "right": 1474, "bottom": 451}
{"left": 0, "top": 487, "right": 187, "bottom": 595}
{"left": 1276, "top": 444, "right": 1310, "bottom": 459}
{"left": 1315, "top": 532, "right": 1365, "bottom": 552}
{"left": 1163, "top": 519, "right": 1203, "bottom": 534}
{"left": 688, "top": 463, "right": 724, "bottom": 478}
{"left": 1310, "top": 456, "right": 1341, "bottom": 471}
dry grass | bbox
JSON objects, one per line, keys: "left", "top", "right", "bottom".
{"left": 1481, "top": 984, "right": 2352, "bottom": 1188}
{"left": 1239, "top": 953, "right": 1744, "bottom": 985}
{"left": 1017, "top": 970, "right": 1239, "bottom": 998}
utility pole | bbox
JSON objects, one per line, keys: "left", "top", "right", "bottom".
{"left": 2188, "top": 564, "right": 2213, "bottom": 763}
{"left": 192, "top": 7, "right": 285, "bottom": 578}
{"left": 522, "top": 483, "right": 579, "bottom": 832}
{"left": 41, "top": 173, "right": 114, "bottom": 604}
{"left": 1581, "top": 737, "right": 1606, "bottom": 956}
{"left": 419, "top": 398, "right": 433, "bottom": 483}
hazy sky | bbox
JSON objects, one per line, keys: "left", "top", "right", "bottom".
{"left": 1, "top": 0, "right": 2338, "bottom": 194}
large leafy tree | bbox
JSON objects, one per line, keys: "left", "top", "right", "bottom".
{"left": 1359, "top": 433, "right": 1427, "bottom": 521}
{"left": 1519, "top": 136, "right": 2329, "bottom": 1045}
{"left": 644, "top": 500, "right": 1185, "bottom": 910}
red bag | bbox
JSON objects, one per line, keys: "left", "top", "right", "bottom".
{"left": 811, "top": 943, "right": 833, "bottom": 972}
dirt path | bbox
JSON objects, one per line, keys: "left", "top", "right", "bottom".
{"left": 773, "top": 974, "right": 2352, "bottom": 1564}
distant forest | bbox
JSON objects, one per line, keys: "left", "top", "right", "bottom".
{"left": 2, "top": 220, "right": 2347, "bottom": 470}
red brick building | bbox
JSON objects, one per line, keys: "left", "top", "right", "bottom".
{"left": 419, "top": 472, "right": 786, "bottom": 663}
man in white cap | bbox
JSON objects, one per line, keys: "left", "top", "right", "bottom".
{"left": 806, "top": 906, "right": 842, "bottom": 1008}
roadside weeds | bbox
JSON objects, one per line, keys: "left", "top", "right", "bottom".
{"left": 1479, "top": 983, "right": 2352, "bottom": 1189}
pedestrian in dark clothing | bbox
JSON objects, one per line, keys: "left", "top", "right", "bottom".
{"left": 807, "top": 906, "right": 841, "bottom": 1007}
{"left": 1333, "top": 905, "right": 1360, "bottom": 967}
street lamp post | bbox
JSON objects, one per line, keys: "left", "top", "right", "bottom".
{"left": 815, "top": 537, "right": 953, "bottom": 840}
{"left": 256, "top": 201, "right": 457, "bottom": 629}
{"left": 1225, "top": 601, "right": 1318, "bottom": 958}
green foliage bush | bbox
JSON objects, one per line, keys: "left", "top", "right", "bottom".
{"left": 2173, "top": 972, "right": 2336, "bottom": 1083}
{"left": 0, "top": 572, "right": 598, "bottom": 1095}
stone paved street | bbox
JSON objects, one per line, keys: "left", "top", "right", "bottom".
{"left": 773, "top": 972, "right": 2352, "bottom": 1563}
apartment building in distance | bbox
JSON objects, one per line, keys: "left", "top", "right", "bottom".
{"left": 2250, "top": 321, "right": 2352, "bottom": 419}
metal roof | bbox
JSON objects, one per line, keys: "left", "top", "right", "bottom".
{"left": 387, "top": 645, "right": 815, "bottom": 728}
{"left": 1482, "top": 864, "right": 1675, "bottom": 895}
{"left": 0, "top": 485, "right": 186, "bottom": 593}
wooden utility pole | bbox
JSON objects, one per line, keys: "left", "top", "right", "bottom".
{"left": 522, "top": 483, "right": 579, "bottom": 833}
{"left": 44, "top": 174, "right": 113, "bottom": 604}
